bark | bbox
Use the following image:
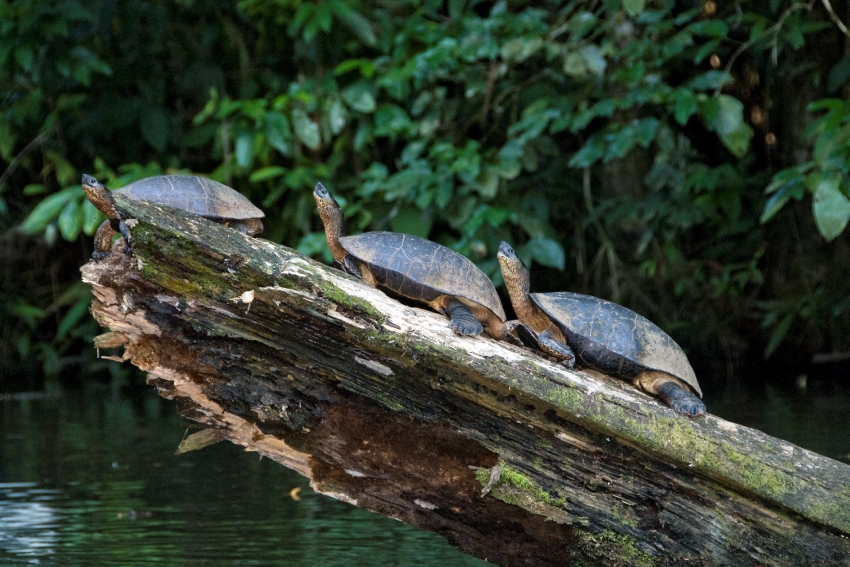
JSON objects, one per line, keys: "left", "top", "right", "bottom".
{"left": 82, "top": 195, "right": 850, "bottom": 567}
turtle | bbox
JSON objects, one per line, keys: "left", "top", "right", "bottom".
{"left": 313, "top": 182, "right": 508, "bottom": 340}
{"left": 82, "top": 174, "right": 264, "bottom": 261}
{"left": 497, "top": 241, "right": 705, "bottom": 417}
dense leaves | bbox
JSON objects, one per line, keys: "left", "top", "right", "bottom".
{"left": 2, "top": 0, "right": 850, "bottom": 383}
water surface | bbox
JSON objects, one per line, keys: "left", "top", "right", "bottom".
{"left": 1, "top": 376, "right": 848, "bottom": 566}
{"left": 0, "top": 384, "right": 486, "bottom": 566}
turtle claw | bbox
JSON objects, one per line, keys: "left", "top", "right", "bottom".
{"left": 559, "top": 356, "right": 576, "bottom": 369}
{"left": 446, "top": 300, "right": 483, "bottom": 337}
{"left": 671, "top": 397, "right": 706, "bottom": 417}
{"left": 91, "top": 250, "right": 109, "bottom": 262}
{"left": 450, "top": 317, "right": 483, "bottom": 336}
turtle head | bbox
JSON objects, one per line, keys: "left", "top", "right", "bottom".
{"left": 497, "top": 241, "right": 531, "bottom": 299}
{"left": 313, "top": 182, "right": 348, "bottom": 263}
{"left": 81, "top": 174, "right": 118, "bottom": 217}
{"left": 313, "top": 182, "right": 342, "bottom": 223}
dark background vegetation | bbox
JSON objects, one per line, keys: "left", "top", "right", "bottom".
{"left": 2, "top": 0, "right": 849, "bottom": 390}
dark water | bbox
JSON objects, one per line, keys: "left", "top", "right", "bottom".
{"left": 1, "top": 377, "right": 849, "bottom": 566}
{"left": 0, "top": 383, "right": 486, "bottom": 566}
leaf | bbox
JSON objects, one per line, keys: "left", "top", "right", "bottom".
{"left": 140, "top": 108, "right": 169, "bottom": 151}
{"left": 374, "top": 104, "right": 411, "bottom": 136}
{"left": 328, "top": 98, "right": 347, "bottom": 135}
{"left": 674, "top": 89, "right": 698, "bottom": 125}
{"left": 82, "top": 199, "right": 104, "bottom": 235}
{"left": 812, "top": 174, "right": 850, "bottom": 241}
{"left": 527, "top": 237, "right": 565, "bottom": 270}
{"left": 14, "top": 46, "right": 34, "bottom": 71}
{"left": 690, "top": 20, "right": 728, "bottom": 37}
{"left": 57, "top": 200, "right": 82, "bottom": 241}
{"left": 235, "top": 132, "right": 255, "bottom": 168}
{"left": 604, "top": 126, "right": 637, "bottom": 162}
{"left": 764, "top": 314, "right": 793, "bottom": 359}
{"left": 338, "top": 8, "right": 377, "bottom": 46}
{"left": 687, "top": 70, "right": 733, "bottom": 91}
{"left": 568, "top": 136, "right": 605, "bottom": 168}
{"left": 0, "top": 120, "right": 14, "bottom": 161}
{"left": 249, "top": 166, "right": 286, "bottom": 182}
{"left": 45, "top": 150, "right": 77, "bottom": 186}
{"left": 580, "top": 45, "right": 606, "bottom": 76}
{"left": 19, "top": 187, "right": 83, "bottom": 235}
{"left": 291, "top": 108, "right": 321, "bottom": 150}
{"left": 23, "top": 184, "right": 46, "bottom": 196}
{"left": 266, "top": 111, "right": 293, "bottom": 156}
{"left": 342, "top": 82, "right": 376, "bottom": 113}
{"left": 760, "top": 180, "right": 803, "bottom": 223}
{"left": 635, "top": 117, "right": 659, "bottom": 147}
{"left": 702, "top": 95, "right": 752, "bottom": 158}
{"left": 693, "top": 38, "right": 721, "bottom": 65}
{"left": 562, "top": 51, "right": 587, "bottom": 77}
{"left": 297, "top": 231, "right": 334, "bottom": 263}
{"left": 56, "top": 295, "right": 92, "bottom": 341}
{"left": 622, "top": 0, "right": 645, "bottom": 17}
{"left": 828, "top": 55, "right": 850, "bottom": 94}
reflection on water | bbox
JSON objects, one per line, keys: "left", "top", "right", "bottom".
{"left": 704, "top": 378, "right": 850, "bottom": 462}
{"left": 1, "top": 378, "right": 848, "bottom": 566}
{"left": 0, "top": 384, "right": 486, "bottom": 566}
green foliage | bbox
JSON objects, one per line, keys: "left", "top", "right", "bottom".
{"left": 762, "top": 98, "right": 850, "bottom": 241}
{"left": 4, "top": 0, "right": 850, "bottom": 382}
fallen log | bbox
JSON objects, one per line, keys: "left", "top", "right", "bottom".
{"left": 82, "top": 195, "right": 850, "bottom": 567}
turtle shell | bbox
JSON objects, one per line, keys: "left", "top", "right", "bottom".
{"left": 340, "top": 232, "right": 506, "bottom": 321}
{"left": 117, "top": 175, "right": 264, "bottom": 221}
{"left": 532, "top": 292, "right": 701, "bottom": 397}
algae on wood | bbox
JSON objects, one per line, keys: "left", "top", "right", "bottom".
{"left": 81, "top": 196, "right": 850, "bottom": 567}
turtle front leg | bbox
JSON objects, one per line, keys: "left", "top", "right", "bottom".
{"left": 655, "top": 381, "right": 706, "bottom": 417}
{"left": 636, "top": 372, "right": 705, "bottom": 417}
{"left": 444, "top": 299, "right": 484, "bottom": 336}
{"left": 536, "top": 328, "right": 576, "bottom": 368}
{"left": 340, "top": 255, "right": 363, "bottom": 279}
{"left": 92, "top": 220, "right": 118, "bottom": 261}
{"left": 117, "top": 219, "right": 134, "bottom": 254}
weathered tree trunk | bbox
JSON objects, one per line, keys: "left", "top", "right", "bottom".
{"left": 82, "top": 196, "right": 850, "bottom": 567}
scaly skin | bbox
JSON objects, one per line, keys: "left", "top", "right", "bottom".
{"left": 82, "top": 174, "right": 134, "bottom": 260}
{"left": 313, "top": 182, "right": 507, "bottom": 340}
{"left": 497, "top": 240, "right": 704, "bottom": 417}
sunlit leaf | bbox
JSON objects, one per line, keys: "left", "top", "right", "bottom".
{"left": 812, "top": 174, "right": 850, "bottom": 241}
{"left": 329, "top": 98, "right": 347, "bottom": 135}
{"left": 266, "top": 111, "right": 293, "bottom": 156}
{"left": 342, "top": 82, "right": 376, "bottom": 113}
{"left": 580, "top": 45, "right": 606, "bottom": 76}
{"left": 702, "top": 95, "right": 752, "bottom": 158}
{"left": 235, "top": 132, "right": 255, "bottom": 168}
{"left": 292, "top": 108, "right": 321, "bottom": 150}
